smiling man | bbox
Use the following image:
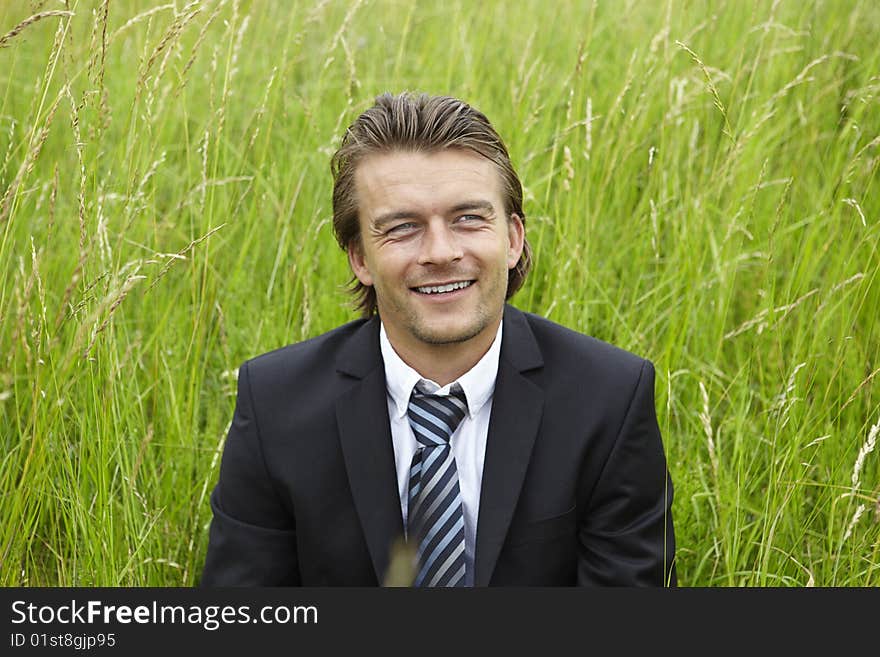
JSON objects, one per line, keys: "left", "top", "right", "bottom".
{"left": 201, "top": 92, "right": 676, "bottom": 587}
{"left": 349, "top": 148, "right": 523, "bottom": 386}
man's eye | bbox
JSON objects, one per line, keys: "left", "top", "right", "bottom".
{"left": 387, "top": 222, "right": 416, "bottom": 234}
{"left": 456, "top": 214, "right": 483, "bottom": 223}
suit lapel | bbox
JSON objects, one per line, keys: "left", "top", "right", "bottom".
{"left": 335, "top": 317, "right": 404, "bottom": 584}
{"left": 474, "top": 306, "right": 544, "bottom": 586}
{"left": 333, "top": 306, "right": 545, "bottom": 587}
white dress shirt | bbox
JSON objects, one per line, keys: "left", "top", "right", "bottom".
{"left": 379, "top": 321, "right": 502, "bottom": 586}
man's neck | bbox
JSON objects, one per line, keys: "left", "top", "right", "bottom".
{"left": 383, "top": 318, "right": 501, "bottom": 387}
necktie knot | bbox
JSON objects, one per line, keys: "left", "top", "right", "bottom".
{"left": 407, "top": 384, "right": 468, "bottom": 448}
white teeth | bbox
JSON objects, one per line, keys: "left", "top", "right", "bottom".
{"left": 415, "top": 280, "right": 473, "bottom": 294}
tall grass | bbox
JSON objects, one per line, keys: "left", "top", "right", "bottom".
{"left": 1, "top": 0, "right": 877, "bottom": 586}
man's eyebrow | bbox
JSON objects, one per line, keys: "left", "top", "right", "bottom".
{"left": 448, "top": 200, "right": 495, "bottom": 215}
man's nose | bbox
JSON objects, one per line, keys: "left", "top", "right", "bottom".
{"left": 418, "top": 220, "right": 463, "bottom": 265}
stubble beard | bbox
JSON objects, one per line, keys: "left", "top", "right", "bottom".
{"left": 408, "top": 305, "right": 493, "bottom": 345}
{"left": 377, "top": 275, "right": 506, "bottom": 347}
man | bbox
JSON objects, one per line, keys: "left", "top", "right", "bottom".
{"left": 201, "top": 92, "right": 676, "bottom": 586}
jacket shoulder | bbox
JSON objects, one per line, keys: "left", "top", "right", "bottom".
{"left": 242, "top": 317, "right": 369, "bottom": 384}
{"left": 519, "top": 310, "right": 650, "bottom": 378}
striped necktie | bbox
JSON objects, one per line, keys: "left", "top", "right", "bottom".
{"left": 406, "top": 384, "right": 468, "bottom": 587}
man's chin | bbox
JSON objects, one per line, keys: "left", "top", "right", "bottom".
{"left": 411, "top": 322, "right": 486, "bottom": 346}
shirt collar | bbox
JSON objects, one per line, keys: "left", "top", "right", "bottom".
{"left": 379, "top": 320, "right": 503, "bottom": 420}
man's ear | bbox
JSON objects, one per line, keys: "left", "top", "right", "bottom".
{"left": 507, "top": 213, "right": 525, "bottom": 269}
{"left": 347, "top": 242, "right": 374, "bottom": 286}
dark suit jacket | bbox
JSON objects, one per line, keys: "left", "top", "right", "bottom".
{"left": 201, "top": 305, "right": 676, "bottom": 586}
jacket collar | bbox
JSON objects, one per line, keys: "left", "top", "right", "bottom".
{"left": 334, "top": 305, "right": 545, "bottom": 586}
{"left": 336, "top": 305, "right": 543, "bottom": 375}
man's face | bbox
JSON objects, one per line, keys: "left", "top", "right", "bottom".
{"left": 348, "top": 149, "right": 524, "bottom": 353}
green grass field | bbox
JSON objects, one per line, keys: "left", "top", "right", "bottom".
{"left": 1, "top": 0, "right": 878, "bottom": 586}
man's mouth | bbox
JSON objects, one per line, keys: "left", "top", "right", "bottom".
{"left": 412, "top": 280, "right": 475, "bottom": 295}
